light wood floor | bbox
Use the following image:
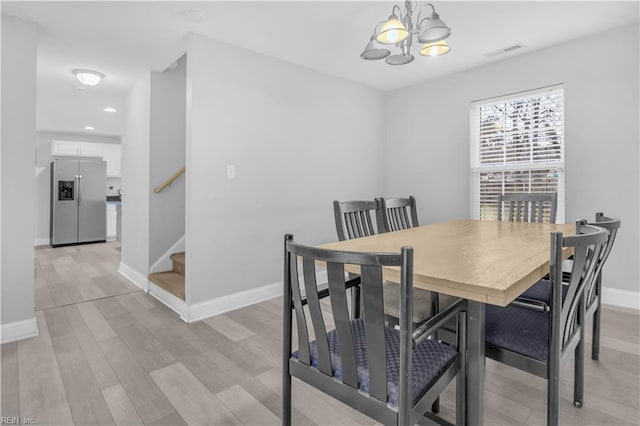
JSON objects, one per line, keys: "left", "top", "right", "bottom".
{"left": 1, "top": 243, "right": 638, "bottom": 425}
{"left": 34, "top": 242, "right": 139, "bottom": 310}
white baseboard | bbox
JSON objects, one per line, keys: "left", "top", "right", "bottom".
{"left": 107, "top": 234, "right": 116, "bottom": 242}
{"left": 34, "top": 238, "right": 50, "bottom": 246}
{"left": 148, "top": 282, "right": 189, "bottom": 321}
{"left": 187, "top": 281, "right": 283, "bottom": 323}
{"left": 602, "top": 287, "right": 640, "bottom": 310}
{"left": 1, "top": 317, "right": 39, "bottom": 344}
{"left": 118, "top": 262, "right": 149, "bottom": 292}
{"left": 150, "top": 235, "right": 185, "bottom": 273}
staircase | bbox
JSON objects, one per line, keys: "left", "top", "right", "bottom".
{"left": 148, "top": 252, "right": 185, "bottom": 300}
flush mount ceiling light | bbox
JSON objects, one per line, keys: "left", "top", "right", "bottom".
{"left": 73, "top": 69, "right": 105, "bottom": 86}
{"left": 83, "top": 126, "right": 95, "bottom": 130}
{"left": 103, "top": 107, "right": 117, "bottom": 113}
{"left": 361, "top": 1, "right": 452, "bottom": 65}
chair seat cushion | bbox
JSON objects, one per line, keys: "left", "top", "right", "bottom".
{"left": 485, "top": 304, "right": 549, "bottom": 362}
{"left": 294, "top": 319, "right": 456, "bottom": 407}
{"left": 519, "top": 279, "right": 568, "bottom": 305}
{"left": 383, "top": 281, "right": 432, "bottom": 323}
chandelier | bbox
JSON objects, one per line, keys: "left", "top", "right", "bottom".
{"left": 361, "top": 1, "right": 452, "bottom": 65}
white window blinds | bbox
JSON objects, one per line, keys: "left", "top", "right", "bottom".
{"left": 470, "top": 85, "right": 565, "bottom": 222}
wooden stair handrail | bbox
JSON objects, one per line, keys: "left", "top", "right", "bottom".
{"left": 153, "top": 166, "right": 185, "bottom": 193}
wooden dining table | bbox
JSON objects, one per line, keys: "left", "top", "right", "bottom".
{"left": 320, "top": 219, "right": 575, "bottom": 425}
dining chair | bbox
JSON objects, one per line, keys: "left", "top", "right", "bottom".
{"left": 333, "top": 199, "right": 384, "bottom": 318}
{"left": 333, "top": 199, "right": 385, "bottom": 241}
{"left": 583, "top": 213, "right": 620, "bottom": 360}
{"left": 498, "top": 192, "right": 558, "bottom": 223}
{"left": 333, "top": 199, "right": 432, "bottom": 325}
{"left": 374, "top": 196, "right": 439, "bottom": 328}
{"left": 282, "top": 234, "right": 468, "bottom": 426}
{"left": 519, "top": 212, "right": 621, "bottom": 361}
{"left": 484, "top": 220, "right": 608, "bottom": 425}
{"left": 378, "top": 195, "right": 420, "bottom": 231}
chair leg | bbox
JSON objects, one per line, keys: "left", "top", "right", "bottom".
{"left": 592, "top": 274, "right": 603, "bottom": 360}
{"left": 574, "top": 339, "right": 584, "bottom": 407}
{"left": 548, "top": 371, "right": 560, "bottom": 426}
{"left": 282, "top": 372, "right": 292, "bottom": 426}
{"left": 574, "top": 296, "right": 585, "bottom": 408}
{"left": 455, "top": 312, "right": 466, "bottom": 426}
{"left": 592, "top": 306, "right": 601, "bottom": 360}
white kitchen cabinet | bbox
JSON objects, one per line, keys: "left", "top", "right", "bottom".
{"left": 51, "top": 140, "right": 121, "bottom": 177}
{"left": 52, "top": 140, "right": 103, "bottom": 157}
{"left": 106, "top": 204, "right": 117, "bottom": 241}
{"left": 101, "top": 143, "right": 122, "bottom": 177}
{"left": 51, "top": 140, "right": 80, "bottom": 156}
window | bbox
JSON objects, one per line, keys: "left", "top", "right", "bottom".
{"left": 470, "top": 85, "right": 565, "bottom": 222}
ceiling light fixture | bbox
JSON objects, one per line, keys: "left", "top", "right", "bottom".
{"left": 361, "top": 2, "right": 452, "bottom": 65}
{"left": 73, "top": 69, "right": 105, "bottom": 86}
{"left": 103, "top": 107, "right": 117, "bottom": 113}
{"left": 83, "top": 126, "right": 95, "bottom": 130}
{"left": 420, "top": 40, "right": 450, "bottom": 57}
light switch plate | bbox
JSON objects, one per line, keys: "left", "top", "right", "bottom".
{"left": 227, "top": 164, "right": 236, "bottom": 179}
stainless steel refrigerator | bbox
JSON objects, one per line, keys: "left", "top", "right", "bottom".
{"left": 50, "top": 159, "right": 107, "bottom": 246}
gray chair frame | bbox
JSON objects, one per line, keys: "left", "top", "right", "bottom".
{"left": 333, "top": 200, "right": 385, "bottom": 241}
{"left": 523, "top": 212, "right": 620, "bottom": 360}
{"left": 378, "top": 196, "right": 420, "bottom": 232}
{"left": 486, "top": 221, "right": 608, "bottom": 425}
{"left": 497, "top": 192, "right": 558, "bottom": 223}
{"left": 584, "top": 213, "right": 621, "bottom": 360}
{"left": 377, "top": 196, "right": 435, "bottom": 325}
{"left": 282, "top": 234, "right": 467, "bottom": 426}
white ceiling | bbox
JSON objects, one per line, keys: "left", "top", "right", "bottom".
{"left": 2, "top": 1, "right": 638, "bottom": 136}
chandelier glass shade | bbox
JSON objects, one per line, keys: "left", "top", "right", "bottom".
{"left": 420, "top": 40, "right": 450, "bottom": 57}
{"left": 361, "top": 2, "right": 452, "bottom": 65}
{"left": 376, "top": 13, "right": 409, "bottom": 44}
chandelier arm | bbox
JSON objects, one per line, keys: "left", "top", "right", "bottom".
{"left": 414, "top": 3, "right": 435, "bottom": 33}
{"left": 392, "top": 4, "right": 403, "bottom": 17}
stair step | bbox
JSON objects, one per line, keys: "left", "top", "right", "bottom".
{"left": 170, "top": 252, "right": 185, "bottom": 276}
{"left": 148, "top": 271, "right": 185, "bottom": 301}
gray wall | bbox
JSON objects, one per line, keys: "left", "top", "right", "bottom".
{"left": 120, "top": 75, "right": 151, "bottom": 277}
{"left": 149, "top": 55, "right": 186, "bottom": 265}
{"left": 384, "top": 24, "right": 639, "bottom": 293}
{"left": 1, "top": 15, "right": 38, "bottom": 324}
{"left": 35, "top": 131, "right": 121, "bottom": 243}
{"left": 186, "top": 34, "right": 385, "bottom": 304}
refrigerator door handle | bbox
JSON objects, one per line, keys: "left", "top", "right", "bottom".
{"left": 77, "top": 174, "right": 82, "bottom": 205}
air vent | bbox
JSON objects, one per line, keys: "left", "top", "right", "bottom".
{"left": 484, "top": 43, "right": 524, "bottom": 58}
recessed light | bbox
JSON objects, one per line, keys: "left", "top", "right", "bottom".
{"left": 84, "top": 126, "right": 95, "bottom": 130}
{"left": 103, "top": 107, "right": 117, "bottom": 113}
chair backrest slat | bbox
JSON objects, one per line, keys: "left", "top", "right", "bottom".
{"left": 379, "top": 196, "right": 419, "bottom": 232}
{"left": 586, "top": 213, "right": 621, "bottom": 306}
{"left": 302, "top": 258, "right": 332, "bottom": 375}
{"left": 327, "top": 261, "right": 358, "bottom": 388}
{"left": 334, "top": 200, "right": 381, "bottom": 241}
{"left": 289, "top": 258, "right": 311, "bottom": 365}
{"left": 498, "top": 192, "right": 558, "bottom": 223}
{"left": 557, "top": 222, "right": 608, "bottom": 349}
{"left": 360, "top": 264, "right": 387, "bottom": 402}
